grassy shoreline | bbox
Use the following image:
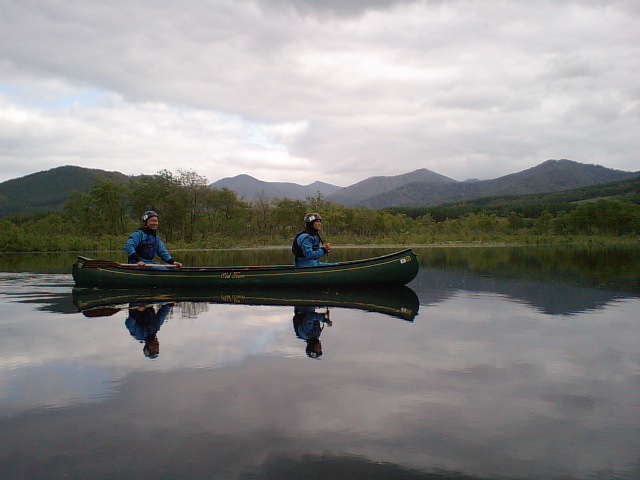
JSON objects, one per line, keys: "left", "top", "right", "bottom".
{"left": 1, "top": 234, "right": 638, "bottom": 255}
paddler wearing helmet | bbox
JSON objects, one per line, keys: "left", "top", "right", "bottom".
{"left": 124, "top": 210, "right": 182, "bottom": 268}
{"left": 291, "top": 212, "right": 333, "bottom": 267}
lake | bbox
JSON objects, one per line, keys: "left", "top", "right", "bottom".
{"left": 0, "top": 246, "right": 638, "bottom": 479}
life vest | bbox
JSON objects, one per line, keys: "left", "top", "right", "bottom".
{"left": 135, "top": 229, "right": 159, "bottom": 261}
{"left": 292, "top": 230, "right": 323, "bottom": 258}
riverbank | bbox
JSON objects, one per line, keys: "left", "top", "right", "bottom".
{"left": 2, "top": 234, "right": 638, "bottom": 255}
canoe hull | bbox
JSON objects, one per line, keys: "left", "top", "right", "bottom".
{"left": 72, "top": 249, "right": 419, "bottom": 289}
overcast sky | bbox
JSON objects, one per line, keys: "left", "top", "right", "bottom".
{"left": 1, "top": 0, "right": 638, "bottom": 187}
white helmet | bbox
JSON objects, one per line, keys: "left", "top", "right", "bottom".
{"left": 141, "top": 210, "right": 159, "bottom": 223}
{"left": 304, "top": 213, "right": 322, "bottom": 224}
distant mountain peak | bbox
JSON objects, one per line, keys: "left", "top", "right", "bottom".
{"left": 326, "top": 168, "right": 457, "bottom": 206}
{"left": 209, "top": 175, "right": 343, "bottom": 201}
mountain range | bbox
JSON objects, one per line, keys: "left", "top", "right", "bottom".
{"left": 351, "top": 159, "right": 639, "bottom": 208}
{"left": 212, "top": 159, "right": 639, "bottom": 208}
{"left": 1, "top": 160, "right": 638, "bottom": 217}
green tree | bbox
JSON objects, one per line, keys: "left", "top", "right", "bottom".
{"left": 127, "top": 170, "right": 186, "bottom": 242}
{"left": 271, "top": 198, "right": 307, "bottom": 238}
{"left": 252, "top": 193, "right": 274, "bottom": 235}
{"left": 177, "top": 169, "right": 208, "bottom": 242}
{"left": 533, "top": 210, "right": 553, "bottom": 234}
{"left": 90, "top": 177, "right": 129, "bottom": 236}
{"left": 202, "top": 188, "right": 250, "bottom": 239}
{"left": 63, "top": 190, "right": 94, "bottom": 234}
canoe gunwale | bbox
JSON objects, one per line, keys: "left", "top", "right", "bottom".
{"left": 75, "top": 248, "right": 415, "bottom": 273}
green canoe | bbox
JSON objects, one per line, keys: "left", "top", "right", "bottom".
{"left": 72, "top": 284, "right": 420, "bottom": 321}
{"left": 72, "top": 249, "right": 419, "bottom": 289}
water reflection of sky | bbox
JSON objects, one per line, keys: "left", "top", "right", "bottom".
{"left": 1, "top": 274, "right": 639, "bottom": 479}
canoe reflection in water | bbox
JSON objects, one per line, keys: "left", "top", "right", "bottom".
{"left": 125, "top": 302, "right": 174, "bottom": 359}
{"left": 293, "top": 306, "right": 333, "bottom": 358}
{"left": 73, "top": 285, "right": 419, "bottom": 322}
{"left": 73, "top": 286, "right": 418, "bottom": 357}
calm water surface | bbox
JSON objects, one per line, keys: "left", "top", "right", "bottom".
{"left": 0, "top": 246, "right": 638, "bottom": 479}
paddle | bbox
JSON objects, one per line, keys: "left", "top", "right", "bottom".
{"left": 80, "top": 259, "right": 180, "bottom": 269}
{"left": 81, "top": 301, "right": 174, "bottom": 318}
{"left": 132, "top": 263, "right": 180, "bottom": 269}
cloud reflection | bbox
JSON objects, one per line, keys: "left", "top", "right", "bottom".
{"left": 1, "top": 273, "right": 639, "bottom": 478}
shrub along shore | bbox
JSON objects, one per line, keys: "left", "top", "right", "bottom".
{"left": 1, "top": 227, "right": 638, "bottom": 254}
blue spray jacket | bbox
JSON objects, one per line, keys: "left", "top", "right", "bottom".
{"left": 124, "top": 228, "right": 174, "bottom": 264}
{"left": 294, "top": 306, "right": 330, "bottom": 340}
{"left": 293, "top": 231, "right": 327, "bottom": 267}
{"left": 125, "top": 303, "right": 173, "bottom": 342}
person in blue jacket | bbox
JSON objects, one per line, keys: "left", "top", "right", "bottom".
{"left": 292, "top": 212, "right": 333, "bottom": 267}
{"left": 124, "top": 210, "right": 182, "bottom": 268}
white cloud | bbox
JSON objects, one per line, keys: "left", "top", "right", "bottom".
{"left": 0, "top": 0, "right": 638, "bottom": 185}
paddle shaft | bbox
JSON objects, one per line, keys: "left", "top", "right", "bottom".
{"left": 80, "top": 258, "right": 179, "bottom": 269}
{"left": 129, "top": 262, "right": 180, "bottom": 269}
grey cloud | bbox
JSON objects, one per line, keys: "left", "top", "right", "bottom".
{"left": 257, "top": 0, "right": 420, "bottom": 18}
{"left": 0, "top": 0, "right": 638, "bottom": 184}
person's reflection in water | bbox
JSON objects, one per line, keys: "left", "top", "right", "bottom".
{"left": 293, "top": 305, "right": 332, "bottom": 358}
{"left": 125, "top": 303, "right": 173, "bottom": 358}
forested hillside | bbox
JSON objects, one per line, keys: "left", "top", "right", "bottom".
{"left": 390, "top": 176, "right": 640, "bottom": 221}
{"left": 0, "top": 166, "right": 127, "bottom": 216}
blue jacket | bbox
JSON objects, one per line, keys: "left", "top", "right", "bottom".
{"left": 294, "top": 232, "right": 327, "bottom": 267}
{"left": 124, "top": 228, "right": 174, "bottom": 264}
{"left": 125, "top": 303, "right": 172, "bottom": 342}
{"left": 294, "top": 306, "right": 330, "bottom": 340}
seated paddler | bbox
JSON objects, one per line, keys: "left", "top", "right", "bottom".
{"left": 124, "top": 210, "right": 182, "bottom": 269}
{"left": 292, "top": 212, "right": 333, "bottom": 267}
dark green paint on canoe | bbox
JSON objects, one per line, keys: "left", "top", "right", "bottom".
{"left": 72, "top": 249, "right": 419, "bottom": 289}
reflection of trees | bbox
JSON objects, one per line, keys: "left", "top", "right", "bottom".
{"left": 177, "top": 301, "right": 209, "bottom": 319}
{"left": 413, "top": 268, "right": 631, "bottom": 315}
{"left": 414, "top": 245, "right": 640, "bottom": 292}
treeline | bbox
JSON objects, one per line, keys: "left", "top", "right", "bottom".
{"left": 1, "top": 169, "right": 639, "bottom": 252}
